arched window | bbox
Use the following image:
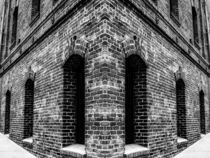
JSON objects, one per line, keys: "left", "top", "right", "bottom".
{"left": 176, "top": 79, "right": 186, "bottom": 138}
{"left": 170, "top": 0, "right": 179, "bottom": 19}
{"left": 5, "top": 90, "right": 11, "bottom": 134}
{"left": 199, "top": 90, "right": 205, "bottom": 134}
{"left": 192, "top": 6, "right": 199, "bottom": 44}
{"left": 125, "top": 55, "right": 147, "bottom": 146}
{"left": 63, "top": 54, "right": 85, "bottom": 146}
{"left": 24, "top": 79, "right": 34, "bottom": 138}
{"left": 11, "top": 7, "right": 18, "bottom": 45}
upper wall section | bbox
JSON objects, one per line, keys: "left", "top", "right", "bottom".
{"left": 0, "top": 0, "right": 210, "bottom": 76}
{"left": 0, "top": 0, "right": 5, "bottom": 53}
{"left": 132, "top": 0, "right": 210, "bottom": 63}
{"left": 0, "top": 0, "right": 81, "bottom": 61}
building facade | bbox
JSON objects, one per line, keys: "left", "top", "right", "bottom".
{"left": 0, "top": 0, "right": 210, "bottom": 158}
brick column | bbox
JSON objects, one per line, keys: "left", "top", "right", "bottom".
{"left": 85, "top": 34, "right": 125, "bottom": 158}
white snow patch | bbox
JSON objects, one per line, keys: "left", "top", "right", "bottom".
{"left": 124, "top": 144, "right": 149, "bottom": 156}
{"left": 22, "top": 137, "right": 33, "bottom": 144}
{"left": 61, "top": 144, "right": 86, "bottom": 155}
{"left": 177, "top": 137, "right": 188, "bottom": 144}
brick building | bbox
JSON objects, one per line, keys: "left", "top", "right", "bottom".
{"left": 0, "top": 0, "right": 210, "bottom": 157}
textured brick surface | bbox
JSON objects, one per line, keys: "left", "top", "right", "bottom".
{"left": 0, "top": 0, "right": 210, "bottom": 158}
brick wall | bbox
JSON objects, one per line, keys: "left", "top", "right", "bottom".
{"left": 0, "top": 0, "right": 209, "bottom": 158}
{"left": 85, "top": 33, "right": 125, "bottom": 158}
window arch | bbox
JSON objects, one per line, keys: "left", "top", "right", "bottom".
{"left": 176, "top": 79, "right": 186, "bottom": 138}
{"left": 199, "top": 90, "right": 205, "bottom": 134}
{"left": 63, "top": 54, "right": 85, "bottom": 146}
{"left": 23, "top": 79, "right": 34, "bottom": 139}
{"left": 5, "top": 90, "right": 11, "bottom": 134}
{"left": 125, "top": 54, "right": 147, "bottom": 146}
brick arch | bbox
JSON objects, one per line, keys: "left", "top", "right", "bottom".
{"left": 125, "top": 54, "right": 148, "bottom": 146}
{"left": 176, "top": 78, "right": 187, "bottom": 139}
{"left": 174, "top": 66, "right": 186, "bottom": 83}
{"left": 124, "top": 36, "right": 149, "bottom": 68}
{"left": 24, "top": 66, "right": 36, "bottom": 84}
{"left": 5, "top": 90, "right": 11, "bottom": 134}
{"left": 61, "top": 35, "right": 86, "bottom": 67}
{"left": 199, "top": 90, "right": 205, "bottom": 134}
{"left": 23, "top": 79, "right": 34, "bottom": 139}
{"left": 62, "top": 54, "right": 85, "bottom": 146}
{"left": 125, "top": 52, "right": 149, "bottom": 68}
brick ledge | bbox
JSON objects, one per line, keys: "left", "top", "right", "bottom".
{"left": 124, "top": 144, "right": 150, "bottom": 158}
{"left": 4, "top": 134, "right": 9, "bottom": 138}
{"left": 61, "top": 144, "right": 86, "bottom": 158}
{"left": 177, "top": 137, "right": 188, "bottom": 145}
{"left": 22, "top": 137, "right": 33, "bottom": 144}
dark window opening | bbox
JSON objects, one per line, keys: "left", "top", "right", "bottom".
{"left": 31, "top": 0, "right": 40, "bottom": 20}
{"left": 199, "top": 90, "right": 205, "bottom": 134}
{"left": 205, "top": 29, "right": 209, "bottom": 60}
{"left": 125, "top": 55, "right": 147, "bottom": 146}
{"left": 11, "top": 7, "right": 18, "bottom": 45}
{"left": 192, "top": 6, "right": 199, "bottom": 44}
{"left": 176, "top": 79, "right": 186, "bottom": 139}
{"left": 23, "top": 79, "right": 34, "bottom": 138}
{"left": 63, "top": 54, "right": 85, "bottom": 146}
{"left": 53, "top": 0, "right": 59, "bottom": 5}
{"left": 151, "top": 0, "right": 157, "bottom": 5}
{"left": 170, "top": 0, "right": 179, "bottom": 19}
{"left": 5, "top": 90, "right": 11, "bottom": 134}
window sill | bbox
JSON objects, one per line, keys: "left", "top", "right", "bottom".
{"left": 194, "top": 41, "right": 200, "bottom": 50}
{"left": 53, "top": 0, "right": 60, "bottom": 6}
{"left": 22, "top": 137, "right": 33, "bottom": 144}
{"left": 170, "top": 13, "right": 180, "bottom": 27}
{"left": 201, "top": 134, "right": 206, "bottom": 138}
{"left": 61, "top": 144, "right": 86, "bottom": 158}
{"left": 124, "top": 144, "right": 150, "bottom": 158}
{"left": 150, "top": 0, "right": 157, "bottom": 6}
{"left": 177, "top": 137, "right": 188, "bottom": 145}
{"left": 30, "top": 13, "right": 40, "bottom": 27}
{"left": 4, "top": 134, "right": 9, "bottom": 138}
{"left": 10, "top": 41, "right": 16, "bottom": 50}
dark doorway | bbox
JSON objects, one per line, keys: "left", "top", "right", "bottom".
{"left": 63, "top": 54, "right": 85, "bottom": 145}
{"left": 5, "top": 90, "right": 11, "bottom": 134}
{"left": 125, "top": 55, "right": 147, "bottom": 145}
{"left": 199, "top": 90, "right": 205, "bottom": 134}
{"left": 176, "top": 79, "right": 186, "bottom": 138}
{"left": 24, "top": 79, "right": 34, "bottom": 138}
